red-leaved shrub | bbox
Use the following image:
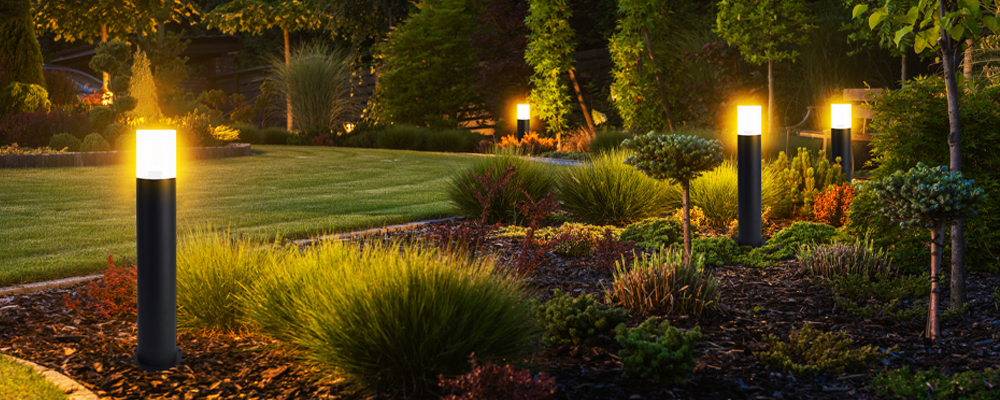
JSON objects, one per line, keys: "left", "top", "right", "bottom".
{"left": 0, "top": 108, "right": 93, "bottom": 147}
{"left": 594, "top": 228, "right": 636, "bottom": 274}
{"left": 43, "top": 69, "right": 79, "bottom": 106}
{"left": 511, "top": 190, "right": 561, "bottom": 275}
{"left": 64, "top": 254, "right": 137, "bottom": 320}
{"left": 813, "top": 183, "right": 855, "bottom": 227}
{"left": 439, "top": 357, "right": 557, "bottom": 400}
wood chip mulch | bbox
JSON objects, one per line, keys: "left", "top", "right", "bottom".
{"left": 2, "top": 221, "right": 999, "bottom": 399}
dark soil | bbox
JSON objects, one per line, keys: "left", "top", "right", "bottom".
{"left": 2, "top": 220, "right": 999, "bottom": 400}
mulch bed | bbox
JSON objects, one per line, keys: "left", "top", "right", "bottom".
{"left": 2, "top": 220, "right": 999, "bottom": 399}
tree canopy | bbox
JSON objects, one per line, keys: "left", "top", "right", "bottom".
{"left": 33, "top": 0, "right": 199, "bottom": 42}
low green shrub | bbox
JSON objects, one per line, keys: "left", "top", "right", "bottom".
{"left": 614, "top": 317, "right": 705, "bottom": 385}
{"left": 88, "top": 106, "right": 117, "bottom": 130}
{"left": 232, "top": 124, "right": 259, "bottom": 144}
{"left": 425, "top": 129, "right": 478, "bottom": 152}
{"left": 753, "top": 221, "right": 838, "bottom": 261}
{"left": 589, "top": 130, "right": 632, "bottom": 154}
{"left": 47, "top": 133, "right": 80, "bottom": 152}
{"left": 1, "top": 82, "right": 50, "bottom": 114}
{"left": 102, "top": 123, "right": 130, "bottom": 144}
{"left": 244, "top": 240, "right": 540, "bottom": 395}
{"left": 534, "top": 289, "right": 629, "bottom": 346}
{"left": 823, "top": 272, "right": 931, "bottom": 321}
{"left": 541, "top": 223, "right": 606, "bottom": 257}
{"left": 872, "top": 366, "right": 1000, "bottom": 400}
{"left": 557, "top": 149, "right": 670, "bottom": 226}
{"left": 798, "top": 241, "right": 894, "bottom": 279}
{"left": 115, "top": 133, "right": 135, "bottom": 151}
{"left": 447, "top": 151, "right": 556, "bottom": 224}
{"left": 844, "top": 186, "right": 929, "bottom": 273}
{"left": 619, "top": 217, "right": 685, "bottom": 250}
{"left": 377, "top": 124, "right": 427, "bottom": 150}
{"left": 259, "top": 127, "right": 293, "bottom": 145}
{"left": 754, "top": 324, "right": 887, "bottom": 379}
{"left": 691, "top": 237, "right": 742, "bottom": 267}
{"left": 605, "top": 247, "right": 719, "bottom": 316}
{"left": 80, "top": 133, "right": 111, "bottom": 152}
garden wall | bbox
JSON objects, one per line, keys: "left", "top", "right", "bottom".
{"left": 0, "top": 143, "right": 251, "bottom": 169}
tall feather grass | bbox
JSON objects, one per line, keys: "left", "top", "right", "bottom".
{"left": 268, "top": 42, "right": 356, "bottom": 131}
{"left": 557, "top": 148, "right": 670, "bottom": 226}
{"left": 447, "top": 150, "right": 557, "bottom": 224}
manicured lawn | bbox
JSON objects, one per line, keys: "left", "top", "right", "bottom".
{"left": 0, "top": 145, "right": 483, "bottom": 287}
{"left": 0, "top": 355, "right": 66, "bottom": 400}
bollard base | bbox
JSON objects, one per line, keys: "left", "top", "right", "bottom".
{"left": 133, "top": 348, "right": 183, "bottom": 372}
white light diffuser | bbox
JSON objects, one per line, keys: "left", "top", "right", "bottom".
{"left": 136, "top": 129, "right": 176, "bottom": 180}
{"left": 831, "top": 104, "right": 852, "bottom": 129}
{"left": 737, "top": 106, "right": 762, "bottom": 136}
{"left": 517, "top": 104, "right": 530, "bottom": 120}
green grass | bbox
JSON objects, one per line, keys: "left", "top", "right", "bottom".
{"left": 0, "top": 355, "right": 67, "bottom": 400}
{"left": 0, "top": 145, "right": 480, "bottom": 287}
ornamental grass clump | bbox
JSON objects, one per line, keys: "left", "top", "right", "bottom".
{"left": 447, "top": 151, "right": 556, "bottom": 224}
{"left": 534, "top": 289, "right": 629, "bottom": 346}
{"left": 798, "top": 241, "right": 894, "bottom": 279}
{"left": 754, "top": 324, "right": 888, "bottom": 379}
{"left": 867, "top": 163, "right": 986, "bottom": 339}
{"left": 605, "top": 246, "right": 719, "bottom": 316}
{"left": 623, "top": 133, "right": 724, "bottom": 264}
{"left": 557, "top": 148, "right": 670, "bottom": 226}
{"left": 244, "top": 240, "right": 540, "bottom": 396}
{"left": 614, "top": 317, "right": 705, "bottom": 385}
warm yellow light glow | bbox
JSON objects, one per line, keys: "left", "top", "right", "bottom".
{"left": 831, "top": 104, "right": 851, "bottom": 129}
{"left": 101, "top": 91, "right": 114, "bottom": 106}
{"left": 517, "top": 104, "right": 530, "bottom": 120}
{"left": 344, "top": 123, "right": 355, "bottom": 133}
{"left": 737, "top": 106, "right": 762, "bottom": 136}
{"left": 136, "top": 129, "right": 176, "bottom": 180}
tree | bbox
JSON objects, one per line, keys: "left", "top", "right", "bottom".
{"left": 204, "top": 0, "right": 332, "bottom": 131}
{"left": 715, "top": 0, "right": 815, "bottom": 137}
{"left": 89, "top": 40, "right": 138, "bottom": 116}
{"left": 623, "top": 134, "right": 724, "bottom": 265}
{"left": 1, "top": 0, "right": 46, "bottom": 89}
{"left": 128, "top": 50, "right": 163, "bottom": 124}
{"left": 470, "top": 0, "right": 532, "bottom": 135}
{"left": 859, "top": 0, "right": 1000, "bottom": 310}
{"left": 868, "top": 163, "right": 985, "bottom": 339}
{"left": 843, "top": 0, "right": 923, "bottom": 84}
{"left": 609, "top": 0, "right": 682, "bottom": 132}
{"left": 375, "top": 0, "right": 480, "bottom": 129}
{"left": 525, "top": 0, "right": 596, "bottom": 136}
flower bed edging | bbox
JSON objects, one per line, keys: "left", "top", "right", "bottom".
{"left": 0, "top": 143, "right": 252, "bottom": 169}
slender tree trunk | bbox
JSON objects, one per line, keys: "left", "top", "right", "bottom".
{"left": 641, "top": 27, "right": 675, "bottom": 132}
{"left": 768, "top": 60, "right": 775, "bottom": 139}
{"left": 901, "top": 52, "right": 908, "bottom": 86}
{"left": 284, "top": 28, "right": 293, "bottom": 132}
{"left": 927, "top": 225, "right": 945, "bottom": 340}
{"left": 938, "top": 0, "right": 967, "bottom": 310}
{"left": 101, "top": 24, "right": 109, "bottom": 91}
{"left": 964, "top": 39, "right": 974, "bottom": 80}
{"left": 681, "top": 180, "right": 691, "bottom": 266}
{"left": 567, "top": 69, "right": 595, "bottom": 134}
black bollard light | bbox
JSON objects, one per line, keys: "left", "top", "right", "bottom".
{"left": 830, "top": 103, "right": 852, "bottom": 181}
{"left": 737, "top": 106, "right": 764, "bottom": 247}
{"left": 517, "top": 103, "right": 530, "bottom": 141}
{"left": 134, "top": 129, "right": 182, "bottom": 372}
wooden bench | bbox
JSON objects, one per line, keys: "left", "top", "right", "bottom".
{"left": 784, "top": 88, "right": 885, "bottom": 156}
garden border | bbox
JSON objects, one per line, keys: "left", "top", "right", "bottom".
{"left": 0, "top": 143, "right": 252, "bottom": 169}
{"left": 0, "top": 354, "right": 100, "bottom": 400}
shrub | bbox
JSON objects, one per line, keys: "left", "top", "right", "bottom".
{"left": 79, "top": 133, "right": 110, "bottom": 152}
{"left": 115, "top": 133, "right": 135, "bottom": 151}
{"left": 447, "top": 152, "right": 556, "bottom": 224}
{"left": 63, "top": 254, "right": 136, "bottom": 320}
{"left": 843, "top": 185, "right": 928, "bottom": 272}
{"left": 102, "top": 122, "right": 130, "bottom": 144}
{"left": 534, "top": 289, "right": 629, "bottom": 346}
{"left": 497, "top": 132, "right": 557, "bottom": 155}
{"left": 1, "top": 82, "right": 50, "bottom": 114}
{"left": 176, "top": 228, "right": 276, "bottom": 332}
{"left": 164, "top": 110, "right": 216, "bottom": 147}
{"left": 211, "top": 125, "right": 240, "bottom": 143}
{"left": 605, "top": 247, "right": 719, "bottom": 316}
{"left": 754, "top": 221, "right": 837, "bottom": 261}
{"left": 538, "top": 223, "right": 605, "bottom": 257}
{"left": 244, "top": 240, "right": 539, "bottom": 395}
{"left": 259, "top": 127, "right": 293, "bottom": 145}
{"left": 589, "top": 130, "right": 631, "bottom": 154}
{"left": 510, "top": 191, "right": 563, "bottom": 275}
{"left": 0, "top": 143, "right": 64, "bottom": 154}
{"left": 619, "top": 217, "right": 685, "bottom": 250}
{"left": 439, "top": 359, "right": 557, "bottom": 400}
{"left": 43, "top": 69, "right": 78, "bottom": 106}
{"left": 769, "top": 148, "right": 844, "bottom": 219}
{"left": 88, "top": 106, "right": 117, "bottom": 131}
{"left": 812, "top": 182, "right": 854, "bottom": 227}
{"left": 376, "top": 124, "right": 426, "bottom": 150}
{"left": 798, "top": 242, "right": 894, "bottom": 279}
{"left": 614, "top": 317, "right": 705, "bottom": 385}
{"left": 425, "top": 129, "right": 478, "bottom": 152}
{"left": 872, "top": 366, "right": 1000, "bottom": 400}
{"left": 268, "top": 43, "right": 355, "bottom": 132}
{"left": 823, "top": 272, "right": 931, "bottom": 321}
{"left": 594, "top": 227, "right": 636, "bottom": 273}
{"left": 0, "top": 107, "right": 92, "bottom": 147}
{"left": 231, "top": 124, "right": 259, "bottom": 144}
{"left": 48, "top": 132, "right": 80, "bottom": 152}
{"left": 691, "top": 237, "right": 743, "bottom": 267}
{"left": 557, "top": 148, "right": 670, "bottom": 226}
{"left": 755, "top": 324, "right": 888, "bottom": 379}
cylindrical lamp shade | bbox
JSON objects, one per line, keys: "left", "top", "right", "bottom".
{"left": 831, "top": 104, "right": 851, "bottom": 129}
{"left": 136, "top": 130, "right": 176, "bottom": 180}
{"left": 135, "top": 129, "right": 182, "bottom": 371}
{"left": 737, "top": 106, "right": 762, "bottom": 136}
{"left": 516, "top": 104, "right": 530, "bottom": 140}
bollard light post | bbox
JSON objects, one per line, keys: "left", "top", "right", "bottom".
{"left": 516, "top": 104, "right": 530, "bottom": 141}
{"left": 830, "top": 103, "right": 852, "bottom": 181}
{"left": 737, "top": 106, "right": 764, "bottom": 247}
{"left": 134, "top": 129, "right": 182, "bottom": 372}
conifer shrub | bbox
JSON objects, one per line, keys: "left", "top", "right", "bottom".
{"left": 1, "top": 82, "right": 50, "bottom": 114}
{"left": 557, "top": 148, "right": 670, "bottom": 226}
{"left": 872, "top": 366, "right": 1000, "bottom": 400}
{"left": 619, "top": 217, "right": 685, "bottom": 250}
{"left": 447, "top": 152, "right": 556, "bottom": 224}
{"left": 534, "top": 289, "right": 629, "bottom": 346}
{"left": 753, "top": 221, "right": 837, "bottom": 261}
{"left": 605, "top": 247, "right": 719, "bottom": 316}
{"left": 768, "top": 148, "right": 844, "bottom": 219}
{"left": 79, "top": 133, "right": 110, "bottom": 152}
{"left": 691, "top": 237, "right": 742, "bottom": 267}
{"left": 88, "top": 107, "right": 117, "bottom": 132}
{"left": 822, "top": 272, "right": 931, "bottom": 321}
{"left": 614, "top": 317, "right": 705, "bottom": 385}
{"left": 812, "top": 182, "right": 854, "bottom": 227}
{"left": 754, "top": 324, "right": 888, "bottom": 379}
{"left": 0, "top": 0, "right": 46, "bottom": 89}
{"left": 439, "top": 359, "right": 557, "bottom": 400}
{"left": 101, "top": 122, "right": 129, "bottom": 144}
{"left": 376, "top": 124, "right": 427, "bottom": 150}
{"left": 48, "top": 132, "right": 80, "bottom": 152}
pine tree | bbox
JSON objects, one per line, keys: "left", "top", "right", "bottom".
{"left": 0, "top": 0, "right": 45, "bottom": 89}
{"left": 127, "top": 50, "right": 162, "bottom": 125}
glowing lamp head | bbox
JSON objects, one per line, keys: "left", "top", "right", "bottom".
{"left": 737, "top": 106, "right": 762, "bottom": 136}
{"left": 831, "top": 104, "right": 851, "bottom": 129}
{"left": 517, "top": 104, "right": 530, "bottom": 120}
{"left": 136, "top": 129, "right": 176, "bottom": 180}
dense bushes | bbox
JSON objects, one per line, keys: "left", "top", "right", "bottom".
{"left": 1, "top": 82, "right": 49, "bottom": 114}
{"left": 534, "top": 289, "right": 629, "bottom": 346}
{"left": 376, "top": 124, "right": 426, "bottom": 150}
{"left": 47, "top": 133, "right": 80, "bottom": 152}
{"left": 425, "top": 129, "right": 480, "bottom": 152}
{"left": 619, "top": 217, "right": 685, "bottom": 249}
{"left": 615, "top": 317, "right": 705, "bottom": 385}
{"left": 80, "top": 133, "right": 110, "bottom": 152}
{"left": 447, "top": 152, "right": 556, "bottom": 224}
{"left": 755, "top": 324, "right": 886, "bottom": 379}
{"left": 557, "top": 149, "right": 670, "bottom": 226}
{"left": 0, "top": 108, "right": 92, "bottom": 147}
